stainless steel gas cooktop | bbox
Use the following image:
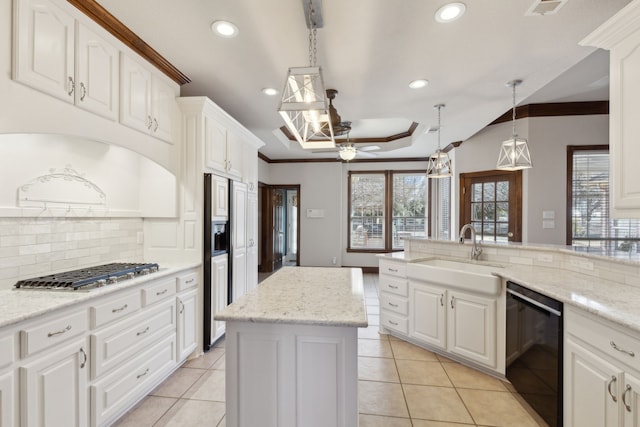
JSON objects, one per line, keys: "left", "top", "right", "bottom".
{"left": 14, "top": 262, "right": 159, "bottom": 291}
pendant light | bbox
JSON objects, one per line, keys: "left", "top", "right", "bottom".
{"left": 496, "top": 80, "right": 532, "bottom": 170}
{"left": 427, "top": 104, "right": 453, "bottom": 178}
{"left": 278, "top": 0, "right": 335, "bottom": 149}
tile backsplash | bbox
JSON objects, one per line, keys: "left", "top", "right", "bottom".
{"left": 0, "top": 217, "right": 143, "bottom": 290}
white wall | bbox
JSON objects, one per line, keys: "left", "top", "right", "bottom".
{"left": 454, "top": 114, "right": 608, "bottom": 245}
{"left": 260, "top": 115, "right": 608, "bottom": 267}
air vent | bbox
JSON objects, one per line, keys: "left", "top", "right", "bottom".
{"left": 525, "top": 0, "right": 568, "bottom": 16}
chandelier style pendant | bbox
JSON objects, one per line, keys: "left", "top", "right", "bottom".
{"left": 497, "top": 80, "right": 532, "bottom": 170}
{"left": 427, "top": 104, "right": 453, "bottom": 178}
{"left": 278, "top": 0, "right": 335, "bottom": 149}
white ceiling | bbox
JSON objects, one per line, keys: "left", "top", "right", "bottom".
{"left": 96, "top": 0, "right": 630, "bottom": 160}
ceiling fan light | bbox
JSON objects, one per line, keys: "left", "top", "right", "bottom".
{"left": 497, "top": 137, "right": 532, "bottom": 170}
{"left": 339, "top": 145, "right": 358, "bottom": 161}
{"left": 427, "top": 150, "right": 453, "bottom": 178}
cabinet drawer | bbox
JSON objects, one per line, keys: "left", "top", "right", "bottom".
{"left": 381, "top": 311, "right": 408, "bottom": 335}
{"left": 91, "top": 291, "right": 141, "bottom": 329}
{"left": 177, "top": 271, "right": 198, "bottom": 292}
{"left": 91, "top": 300, "right": 176, "bottom": 379}
{"left": 142, "top": 277, "right": 176, "bottom": 306}
{"left": 380, "top": 293, "right": 408, "bottom": 316}
{"left": 0, "top": 335, "right": 14, "bottom": 368}
{"left": 567, "top": 307, "right": 640, "bottom": 370}
{"left": 92, "top": 335, "right": 177, "bottom": 426}
{"left": 379, "top": 275, "right": 408, "bottom": 297}
{"left": 20, "top": 310, "right": 87, "bottom": 358}
{"left": 379, "top": 261, "right": 406, "bottom": 278}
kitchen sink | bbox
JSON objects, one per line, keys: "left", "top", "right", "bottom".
{"left": 406, "top": 258, "right": 504, "bottom": 295}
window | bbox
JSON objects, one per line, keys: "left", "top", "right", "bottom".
{"left": 348, "top": 171, "right": 428, "bottom": 251}
{"left": 567, "top": 146, "right": 640, "bottom": 254}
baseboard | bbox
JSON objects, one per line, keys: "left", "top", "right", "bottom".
{"left": 344, "top": 266, "right": 379, "bottom": 274}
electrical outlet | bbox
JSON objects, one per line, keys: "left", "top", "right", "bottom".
{"left": 332, "top": 257, "right": 337, "bottom": 265}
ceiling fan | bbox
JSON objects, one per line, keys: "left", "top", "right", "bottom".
{"left": 326, "top": 89, "right": 352, "bottom": 136}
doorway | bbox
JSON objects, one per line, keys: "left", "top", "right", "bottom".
{"left": 459, "top": 170, "right": 523, "bottom": 242}
{"left": 259, "top": 184, "right": 300, "bottom": 273}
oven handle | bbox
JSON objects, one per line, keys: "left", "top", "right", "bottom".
{"left": 507, "top": 288, "right": 562, "bottom": 317}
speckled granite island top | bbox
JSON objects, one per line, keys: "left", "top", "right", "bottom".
{"left": 215, "top": 267, "right": 368, "bottom": 327}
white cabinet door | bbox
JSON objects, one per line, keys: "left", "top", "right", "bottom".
{"left": 232, "top": 249, "right": 247, "bottom": 302}
{"left": 14, "top": 0, "right": 75, "bottom": 102}
{"left": 150, "top": 75, "right": 176, "bottom": 143}
{"left": 120, "top": 53, "right": 152, "bottom": 134}
{"left": 0, "top": 371, "right": 13, "bottom": 427}
{"left": 75, "top": 23, "right": 118, "bottom": 120}
{"left": 212, "top": 175, "right": 229, "bottom": 220}
{"left": 243, "top": 144, "right": 258, "bottom": 193}
{"left": 20, "top": 338, "right": 88, "bottom": 427}
{"left": 232, "top": 182, "right": 248, "bottom": 301}
{"left": 212, "top": 255, "right": 229, "bottom": 343}
{"left": 204, "top": 115, "right": 229, "bottom": 173}
{"left": 447, "top": 290, "right": 496, "bottom": 368}
{"left": 409, "top": 282, "right": 446, "bottom": 349}
{"left": 564, "top": 337, "right": 620, "bottom": 427}
{"left": 177, "top": 289, "right": 198, "bottom": 362}
{"left": 226, "top": 132, "right": 244, "bottom": 179}
{"left": 623, "top": 372, "right": 640, "bottom": 427}
{"left": 246, "top": 191, "right": 258, "bottom": 293}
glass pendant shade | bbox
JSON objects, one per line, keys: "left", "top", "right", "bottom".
{"left": 497, "top": 136, "right": 532, "bottom": 170}
{"left": 339, "top": 145, "right": 357, "bottom": 161}
{"left": 427, "top": 149, "right": 452, "bottom": 178}
{"left": 278, "top": 66, "right": 335, "bottom": 149}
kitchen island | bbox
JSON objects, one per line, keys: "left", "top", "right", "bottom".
{"left": 215, "top": 267, "right": 367, "bottom": 427}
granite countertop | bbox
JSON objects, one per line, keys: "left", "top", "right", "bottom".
{"left": 0, "top": 262, "right": 200, "bottom": 329}
{"left": 380, "top": 252, "right": 640, "bottom": 334}
{"left": 215, "top": 267, "right": 368, "bottom": 327}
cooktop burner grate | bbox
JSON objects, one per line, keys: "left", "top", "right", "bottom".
{"left": 14, "top": 262, "right": 159, "bottom": 290}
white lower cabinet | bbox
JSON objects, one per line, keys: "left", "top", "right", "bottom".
{"left": 0, "top": 371, "right": 14, "bottom": 427}
{"left": 20, "top": 338, "right": 88, "bottom": 427}
{"left": 408, "top": 281, "right": 496, "bottom": 368}
{"left": 91, "top": 335, "right": 176, "bottom": 427}
{"left": 379, "top": 260, "right": 409, "bottom": 335}
{"left": 177, "top": 289, "right": 198, "bottom": 362}
{"left": 565, "top": 306, "right": 640, "bottom": 427}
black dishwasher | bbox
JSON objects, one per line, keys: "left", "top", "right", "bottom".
{"left": 506, "top": 281, "right": 563, "bottom": 427}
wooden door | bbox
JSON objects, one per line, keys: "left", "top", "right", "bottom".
{"left": 273, "top": 189, "right": 285, "bottom": 271}
{"left": 460, "top": 170, "right": 522, "bottom": 242}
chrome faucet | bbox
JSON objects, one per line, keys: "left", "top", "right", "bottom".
{"left": 459, "top": 224, "right": 483, "bottom": 260}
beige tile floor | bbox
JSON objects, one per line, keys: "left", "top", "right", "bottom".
{"left": 114, "top": 273, "right": 545, "bottom": 427}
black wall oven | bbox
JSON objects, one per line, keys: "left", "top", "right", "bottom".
{"left": 506, "top": 281, "right": 563, "bottom": 427}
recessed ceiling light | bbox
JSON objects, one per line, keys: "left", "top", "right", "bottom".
{"left": 435, "top": 2, "right": 466, "bottom": 23}
{"left": 262, "top": 87, "right": 278, "bottom": 96}
{"left": 409, "top": 79, "right": 429, "bottom": 89}
{"left": 211, "top": 20, "right": 239, "bottom": 38}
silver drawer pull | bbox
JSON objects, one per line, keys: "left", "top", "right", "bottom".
{"left": 440, "top": 294, "right": 444, "bottom": 307}
{"left": 137, "top": 368, "right": 150, "bottom": 379}
{"left": 623, "top": 384, "right": 632, "bottom": 412}
{"left": 137, "top": 327, "right": 150, "bottom": 336}
{"left": 112, "top": 304, "right": 128, "bottom": 313}
{"left": 388, "top": 285, "right": 398, "bottom": 289}
{"left": 48, "top": 325, "right": 71, "bottom": 337}
{"left": 388, "top": 302, "right": 398, "bottom": 308}
{"left": 610, "top": 340, "right": 635, "bottom": 357}
{"left": 388, "top": 320, "right": 398, "bottom": 326}
{"left": 185, "top": 278, "right": 194, "bottom": 284}
{"left": 388, "top": 268, "right": 398, "bottom": 273}
{"left": 608, "top": 376, "right": 618, "bottom": 402}
{"left": 156, "top": 289, "right": 168, "bottom": 296}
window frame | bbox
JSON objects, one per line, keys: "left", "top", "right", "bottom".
{"left": 347, "top": 170, "right": 430, "bottom": 253}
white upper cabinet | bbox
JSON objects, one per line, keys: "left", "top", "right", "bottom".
{"left": 14, "top": 0, "right": 118, "bottom": 120}
{"left": 120, "top": 54, "right": 177, "bottom": 143}
{"left": 14, "top": 0, "right": 75, "bottom": 103}
{"left": 243, "top": 143, "right": 259, "bottom": 193}
{"left": 205, "top": 117, "right": 244, "bottom": 178}
{"left": 581, "top": 0, "right": 640, "bottom": 218}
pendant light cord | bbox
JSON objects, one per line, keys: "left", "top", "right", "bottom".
{"left": 437, "top": 105, "right": 442, "bottom": 150}
{"left": 308, "top": 0, "right": 317, "bottom": 67}
{"left": 511, "top": 81, "right": 517, "bottom": 138}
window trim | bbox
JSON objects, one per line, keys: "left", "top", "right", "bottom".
{"left": 347, "top": 169, "right": 428, "bottom": 253}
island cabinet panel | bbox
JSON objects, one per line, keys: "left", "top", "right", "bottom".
{"left": 0, "top": 370, "right": 14, "bottom": 427}
{"left": 225, "top": 322, "right": 358, "bottom": 427}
